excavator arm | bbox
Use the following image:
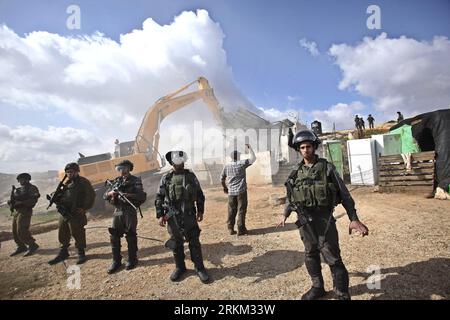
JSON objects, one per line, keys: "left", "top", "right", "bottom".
{"left": 133, "top": 77, "right": 223, "bottom": 163}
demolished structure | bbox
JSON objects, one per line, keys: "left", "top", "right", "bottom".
{"left": 192, "top": 107, "right": 307, "bottom": 186}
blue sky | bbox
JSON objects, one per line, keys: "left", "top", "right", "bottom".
{"left": 0, "top": 0, "right": 449, "bottom": 172}
{"left": 1, "top": 0, "right": 449, "bottom": 116}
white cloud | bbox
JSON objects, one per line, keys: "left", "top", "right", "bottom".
{"left": 329, "top": 33, "right": 450, "bottom": 116}
{"left": 299, "top": 38, "right": 320, "bottom": 57}
{"left": 0, "top": 123, "right": 108, "bottom": 173}
{"left": 258, "top": 102, "right": 366, "bottom": 132}
{"left": 0, "top": 9, "right": 254, "bottom": 134}
{"left": 258, "top": 107, "right": 287, "bottom": 120}
{"left": 0, "top": 9, "right": 255, "bottom": 172}
{"left": 257, "top": 107, "right": 303, "bottom": 122}
{"left": 311, "top": 101, "right": 366, "bottom": 132}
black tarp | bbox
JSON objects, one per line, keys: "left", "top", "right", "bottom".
{"left": 390, "top": 109, "right": 450, "bottom": 189}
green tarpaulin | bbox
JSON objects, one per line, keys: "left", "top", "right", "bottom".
{"left": 390, "top": 124, "right": 420, "bottom": 154}
{"left": 323, "top": 141, "right": 344, "bottom": 178}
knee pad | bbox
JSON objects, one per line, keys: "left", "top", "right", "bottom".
{"left": 305, "top": 248, "right": 320, "bottom": 258}
{"left": 165, "top": 239, "right": 183, "bottom": 251}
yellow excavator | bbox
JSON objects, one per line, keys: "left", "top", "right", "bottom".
{"left": 61, "top": 77, "right": 224, "bottom": 212}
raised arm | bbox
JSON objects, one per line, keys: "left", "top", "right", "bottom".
{"left": 248, "top": 144, "right": 256, "bottom": 164}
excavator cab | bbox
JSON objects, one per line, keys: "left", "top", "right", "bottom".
{"left": 78, "top": 153, "right": 112, "bottom": 165}
{"left": 114, "top": 140, "right": 135, "bottom": 158}
{"left": 68, "top": 76, "right": 222, "bottom": 215}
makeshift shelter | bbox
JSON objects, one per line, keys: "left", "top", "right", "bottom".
{"left": 389, "top": 125, "right": 420, "bottom": 154}
{"left": 322, "top": 140, "right": 344, "bottom": 178}
{"left": 390, "top": 109, "right": 450, "bottom": 190}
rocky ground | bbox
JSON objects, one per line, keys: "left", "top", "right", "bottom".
{"left": 0, "top": 185, "right": 449, "bottom": 300}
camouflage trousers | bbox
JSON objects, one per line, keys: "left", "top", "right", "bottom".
{"left": 12, "top": 210, "right": 36, "bottom": 247}
{"left": 58, "top": 212, "right": 87, "bottom": 250}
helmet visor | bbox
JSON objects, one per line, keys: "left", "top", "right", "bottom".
{"left": 171, "top": 151, "right": 187, "bottom": 165}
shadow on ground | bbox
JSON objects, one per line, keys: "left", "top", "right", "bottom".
{"left": 249, "top": 223, "right": 298, "bottom": 235}
{"left": 207, "top": 249, "right": 304, "bottom": 283}
{"left": 0, "top": 270, "right": 48, "bottom": 299}
{"left": 349, "top": 257, "right": 450, "bottom": 299}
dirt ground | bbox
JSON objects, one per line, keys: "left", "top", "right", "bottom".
{"left": 0, "top": 185, "right": 449, "bottom": 300}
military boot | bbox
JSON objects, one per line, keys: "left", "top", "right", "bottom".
{"left": 237, "top": 227, "right": 248, "bottom": 236}
{"left": 107, "top": 237, "right": 122, "bottom": 274}
{"left": 48, "top": 248, "right": 69, "bottom": 265}
{"left": 76, "top": 248, "right": 87, "bottom": 265}
{"left": 334, "top": 289, "right": 351, "bottom": 300}
{"left": 189, "top": 241, "right": 209, "bottom": 284}
{"left": 195, "top": 268, "right": 210, "bottom": 284}
{"left": 10, "top": 246, "right": 27, "bottom": 257}
{"left": 125, "top": 235, "right": 138, "bottom": 270}
{"left": 301, "top": 287, "right": 326, "bottom": 300}
{"left": 23, "top": 242, "right": 39, "bottom": 257}
{"left": 227, "top": 224, "right": 236, "bottom": 235}
{"left": 331, "top": 263, "right": 351, "bottom": 300}
{"left": 170, "top": 250, "right": 187, "bottom": 282}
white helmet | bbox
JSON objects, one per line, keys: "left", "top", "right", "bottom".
{"left": 165, "top": 150, "right": 188, "bottom": 165}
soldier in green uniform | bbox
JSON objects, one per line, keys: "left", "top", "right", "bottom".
{"left": 155, "top": 151, "right": 209, "bottom": 283}
{"left": 104, "top": 160, "right": 147, "bottom": 274}
{"left": 48, "top": 163, "right": 96, "bottom": 265}
{"left": 8, "top": 173, "right": 40, "bottom": 257}
{"left": 278, "top": 130, "right": 369, "bottom": 300}
{"left": 367, "top": 114, "right": 375, "bottom": 129}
